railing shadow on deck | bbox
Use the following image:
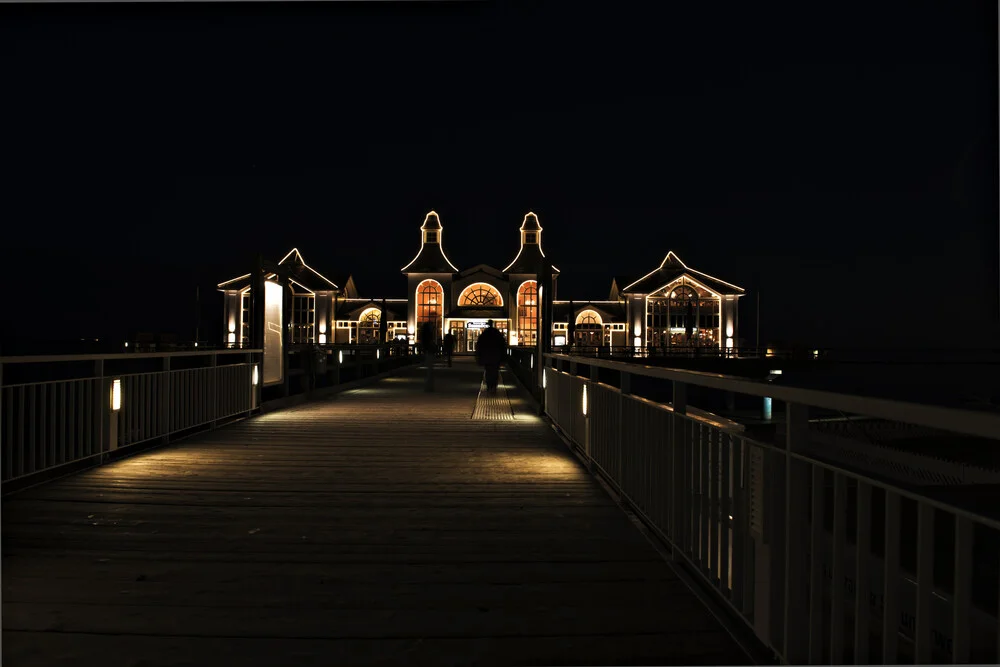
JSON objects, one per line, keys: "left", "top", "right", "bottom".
{"left": 507, "top": 348, "right": 1000, "bottom": 666}
{"left": 0, "top": 344, "right": 419, "bottom": 494}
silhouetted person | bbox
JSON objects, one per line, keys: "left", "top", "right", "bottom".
{"left": 421, "top": 318, "right": 439, "bottom": 392}
{"left": 475, "top": 320, "right": 506, "bottom": 394}
{"left": 443, "top": 331, "right": 455, "bottom": 367}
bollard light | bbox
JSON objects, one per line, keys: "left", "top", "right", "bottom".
{"left": 582, "top": 383, "right": 588, "bottom": 416}
{"left": 252, "top": 365, "right": 259, "bottom": 386}
{"left": 111, "top": 379, "right": 122, "bottom": 411}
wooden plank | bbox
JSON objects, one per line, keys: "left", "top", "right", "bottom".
{"left": 2, "top": 359, "right": 751, "bottom": 666}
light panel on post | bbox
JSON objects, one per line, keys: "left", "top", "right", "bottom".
{"left": 542, "top": 367, "right": 547, "bottom": 389}
{"left": 111, "top": 379, "right": 122, "bottom": 411}
{"left": 338, "top": 350, "right": 343, "bottom": 364}
{"left": 252, "top": 365, "right": 259, "bottom": 386}
{"left": 582, "top": 383, "right": 588, "bottom": 416}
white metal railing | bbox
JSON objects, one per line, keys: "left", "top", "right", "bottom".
{"left": 1, "top": 350, "right": 261, "bottom": 484}
{"left": 541, "top": 353, "right": 1000, "bottom": 665}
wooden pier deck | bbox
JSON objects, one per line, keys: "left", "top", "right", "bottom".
{"left": 2, "top": 359, "right": 752, "bottom": 666}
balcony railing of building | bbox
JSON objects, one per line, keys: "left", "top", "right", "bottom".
{"left": 507, "top": 348, "right": 1000, "bottom": 664}
{"left": 0, "top": 344, "right": 418, "bottom": 492}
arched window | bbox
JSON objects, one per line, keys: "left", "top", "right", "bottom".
{"left": 516, "top": 281, "right": 538, "bottom": 347}
{"left": 459, "top": 283, "right": 503, "bottom": 307}
{"left": 416, "top": 279, "right": 444, "bottom": 342}
{"left": 358, "top": 307, "right": 381, "bottom": 345}
{"left": 574, "top": 309, "right": 603, "bottom": 347}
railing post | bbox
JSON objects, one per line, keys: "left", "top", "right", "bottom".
{"left": 94, "top": 359, "right": 105, "bottom": 458}
{"left": 671, "top": 380, "right": 686, "bottom": 555}
{"left": 619, "top": 370, "right": 630, "bottom": 485}
{"left": 209, "top": 352, "right": 218, "bottom": 429}
{"left": 783, "top": 401, "right": 810, "bottom": 663}
{"left": 161, "top": 356, "right": 171, "bottom": 443}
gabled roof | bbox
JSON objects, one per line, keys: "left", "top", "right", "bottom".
{"left": 278, "top": 248, "right": 339, "bottom": 291}
{"left": 622, "top": 251, "right": 744, "bottom": 296}
{"left": 608, "top": 276, "right": 631, "bottom": 301}
{"left": 457, "top": 263, "right": 506, "bottom": 280}
{"left": 216, "top": 248, "right": 340, "bottom": 292}
{"left": 401, "top": 211, "right": 460, "bottom": 273}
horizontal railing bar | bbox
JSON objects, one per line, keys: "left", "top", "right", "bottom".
{"left": 546, "top": 353, "right": 1000, "bottom": 441}
{"left": 0, "top": 349, "right": 263, "bottom": 364}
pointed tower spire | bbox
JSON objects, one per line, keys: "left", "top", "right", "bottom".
{"left": 504, "top": 211, "right": 551, "bottom": 273}
{"left": 401, "top": 210, "right": 459, "bottom": 273}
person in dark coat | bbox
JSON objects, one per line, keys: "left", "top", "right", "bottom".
{"left": 475, "top": 320, "right": 506, "bottom": 394}
{"left": 442, "top": 331, "right": 455, "bottom": 367}
{"left": 421, "top": 317, "right": 439, "bottom": 392}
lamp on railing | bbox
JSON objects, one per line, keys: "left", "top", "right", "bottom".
{"left": 111, "top": 378, "right": 121, "bottom": 411}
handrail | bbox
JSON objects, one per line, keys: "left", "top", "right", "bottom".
{"left": 545, "top": 353, "right": 1000, "bottom": 441}
{"left": 0, "top": 349, "right": 263, "bottom": 364}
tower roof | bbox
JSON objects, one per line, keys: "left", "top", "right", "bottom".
{"left": 401, "top": 210, "right": 459, "bottom": 273}
{"left": 520, "top": 211, "right": 542, "bottom": 232}
{"left": 504, "top": 212, "right": 557, "bottom": 274}
{"left": 421, "top": 210, "right": 442, "bottom": 230}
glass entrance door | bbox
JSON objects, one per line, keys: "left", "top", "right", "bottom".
{"left": 466, "top": 327, "right": 480, "bottom": 353}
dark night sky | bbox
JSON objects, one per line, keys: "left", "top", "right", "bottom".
{"left": 2, "top": 1, "right": 997, "bottom": 350}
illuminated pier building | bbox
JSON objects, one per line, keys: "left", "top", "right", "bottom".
{"left": 219, "top": 211, "right": 745, "bottom": 353}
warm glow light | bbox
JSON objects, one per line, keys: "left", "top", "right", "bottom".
{"left": 401, "top": 211, "right": 460, "bottom": 272}
{"left": 633, "top": 324, "right": 641, "bottom": 337}
{"left": 408, "top": 325, "right": 415, "bottom": 334}
{"left": 725, "top": 336, "right": 734, "bottom": 348}
{"left": 194, "top": 342, "right": 198, "bottom": 347}
{"left": 509, "top": 331, "right": 519, "bottom": 346}
{"left": 813, "top": 349, "right": 819, "bottom": 359}
{"left": 339, "top": 351, "right": 344, "bottom": 364}
{"left": 726, "top": 323, "right": 734, "bottom": 338}
{"left": 766, "top": 348, "right": 775, "bottom": 357}
{"left": 769, "top": 369, "right": 782, "bottom": 375}
{"left": 530, "top": 354, "right": 534, "bottom": 368}
{"left": 622, "top": 251, "right": 745, "bottom": 294}
{"left": 318, "top": 333, "right": 327, "bottom": 344}
{"left": 633, "top": 336, "right": 641, "bottom": 347}
{"left": 503, "top": 212, "right": 548, "bottom": 272}
{"left": 252, "top": 365, "right": 259, "bottom": 386}
{"left": 376, "top": 348, "right": 381, "bottom": 359}
{"left": 554, "top": 335, "right": 566, "bottom": 346}
{"left": 582, "top": 384, "right": 588, "bottom": 416}
{"left": 228, "top": 332, "right": 236, "bottom": 344}
{"left": 319, "top": 322, "right": 327, "bottom": 334}
{"left": 458, "top": 282, "right": 504, "bottom": 307}
{"left": 229, "top": 319, "right": 236, "bottom": 333}
{"left": 542, "top": 368, "right": 547, "bottom": 389}
{"left": 111, "top": 379, "right": 121, "bottom": 411}
{"left": 124, "top": 341, "right": 129, "bottom": 348}
{"left": 277, "top": 248, "right": 338, "bottom": 288}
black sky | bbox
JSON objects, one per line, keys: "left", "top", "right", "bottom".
{"left": 2, "top": 1, "right": 997, "bottom": 350}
